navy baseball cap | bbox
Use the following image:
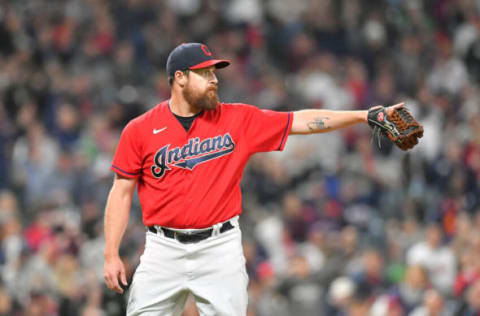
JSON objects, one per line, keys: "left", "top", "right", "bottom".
{"left": 166, "top": 43, "right": 230, "bottom": 77}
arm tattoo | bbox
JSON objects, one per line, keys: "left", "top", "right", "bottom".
{"left": 307, "top": 117, "right": 330, "bottom": 132}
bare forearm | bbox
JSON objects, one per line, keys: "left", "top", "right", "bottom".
{"left": 290, "top": 109, "right": 368, "bottom": 134}
{"left": 104, "top": 185, "right": 133, "bottom": 258}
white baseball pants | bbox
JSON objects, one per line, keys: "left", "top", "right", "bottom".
{"left": 126, "top": 217, "right": 248, "bottom": 316}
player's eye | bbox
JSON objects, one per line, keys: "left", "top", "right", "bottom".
{"left": 196, "top": 69, "right": 214, "bottom": 79}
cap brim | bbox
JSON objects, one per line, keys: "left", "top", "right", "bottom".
{"left": 189, "top": 59, "right": 231, "bottom": 70}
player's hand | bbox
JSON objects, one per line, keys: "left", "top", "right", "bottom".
{"left": 104, "top": 255, "right": 128, "bottom": 294}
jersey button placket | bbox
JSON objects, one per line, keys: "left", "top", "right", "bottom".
{"left": 183, "top": 120, "right": 197, "bottom": 204}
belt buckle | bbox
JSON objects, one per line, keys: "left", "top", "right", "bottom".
{"left": 174, "top": 231, "right": 196, "bottom": 244}
{"left": 174, "top": 230, "right": 193, "bottom": 238}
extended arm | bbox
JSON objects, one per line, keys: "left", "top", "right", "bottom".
{"left": 290, "top": 109, "right": 368, "bottom": 135}
{"left": 104, "top": 173, "right": 137, "bottom": 293}
{"left": 290, "top": 104, "right": 405, "bottom": 135}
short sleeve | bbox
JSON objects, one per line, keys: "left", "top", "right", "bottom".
{"left": 241, "top": 105, "right": 293, "bottom": 154}
{"left": 110, "top": 121, "right": 143, "bottom": 178}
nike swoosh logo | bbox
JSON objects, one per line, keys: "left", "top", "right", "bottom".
{"left": 153, "top": 127, "right": 167, "bottom": 134}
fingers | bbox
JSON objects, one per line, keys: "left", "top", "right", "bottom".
{"left": 120, "top": 268, "right": 128, "bottom": 287}
{"left": 112, "top": 272, "right": 124, "bottom": 294}
{"left": 370, "top": 102, "right": 404, "bottom": 112}
{"left": 385, "top": 102, "right": 405, "bottom": 116}
{"left": 391, "top": 102, "right": 405, "bottom": 109}
{"left": 369, "top": 105, "right": 383, "bottom": 111}
{"left": 105, "top": 272, "right": 123, "bottom": 294}
{"left": 104, "top": 262, "right": 127, "bottom": 294}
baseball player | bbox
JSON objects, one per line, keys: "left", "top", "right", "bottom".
{"left": 103, "top": 43, "right": 404, "bottom": 315}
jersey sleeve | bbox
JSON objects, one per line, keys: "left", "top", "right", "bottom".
{"left": 110, "top": 120, "right": 143, "bottom": 178}
{"left": 241, "top": 105, "right": 293, "bottom": 154}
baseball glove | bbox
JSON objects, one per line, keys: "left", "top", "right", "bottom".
{"left": 367, "top": 105, "right": 424, "bottom": 151}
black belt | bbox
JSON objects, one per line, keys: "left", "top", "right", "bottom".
{"left": 148, "top": 221, "right": 234, "bottom": 244}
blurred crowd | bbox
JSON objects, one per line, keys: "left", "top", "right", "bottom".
{"left": 1, "top": 0, "right": 480, "bottom": 315}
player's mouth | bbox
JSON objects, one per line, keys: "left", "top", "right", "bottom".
{"left": 207, "top": 88, "right": 218, "bottom": 97}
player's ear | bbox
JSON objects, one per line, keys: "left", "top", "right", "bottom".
{"left": 175, "top": 70, "right": 188, "bottom": 87}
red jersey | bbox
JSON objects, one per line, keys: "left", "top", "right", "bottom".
{"left": 111, "top": 101, "right": 292, "bottom": 228}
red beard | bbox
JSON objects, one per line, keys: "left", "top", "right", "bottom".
{"left": 183, "top": 85, "right": 219, "bottom": 110}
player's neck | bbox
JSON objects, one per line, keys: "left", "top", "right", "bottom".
{"left": 169, "top": 93, "right": 201, "bottom": 117}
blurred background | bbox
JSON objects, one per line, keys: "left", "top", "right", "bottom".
{"left": 0, "top": 0, "right": 480, "bottom": 315}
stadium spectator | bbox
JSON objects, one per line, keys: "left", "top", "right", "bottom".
{"left": 0, "top": 0, "right": 479, "bottom": 314}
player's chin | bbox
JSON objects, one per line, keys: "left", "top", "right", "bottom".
{"left": 204, "top": 100, "right": 219, "bottom": 110}
{"left": 203, "top": 93, "right": 219, "bottom": 110}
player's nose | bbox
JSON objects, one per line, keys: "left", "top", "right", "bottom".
{"left": 210, "top": 72, "right": 218, "bottom": 85}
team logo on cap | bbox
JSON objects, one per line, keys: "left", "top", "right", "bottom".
{"left": 151, "top": 133, "right": 235, "bottom": 178}
{"left": 201, "top": 44, "right": 212, "bottom": 56}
